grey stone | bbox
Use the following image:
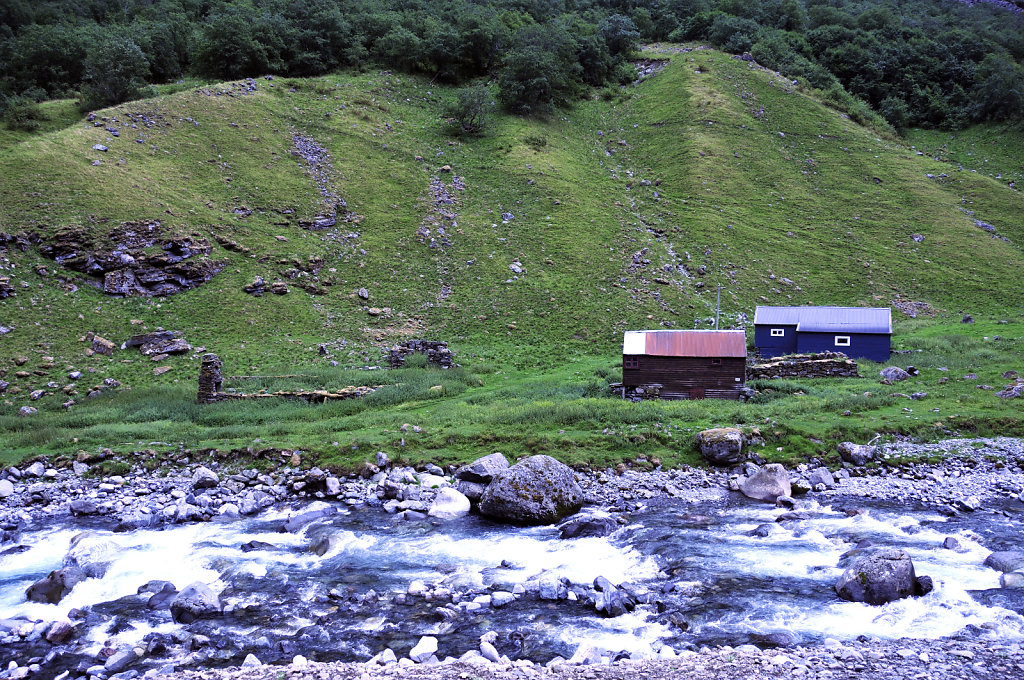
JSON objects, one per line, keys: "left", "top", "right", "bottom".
{"left": 559, "top": 515, "right": 619, "bottom": 539}
{"left": 191, "top": 466, "right": 219, "bottom": 489}
{"left": 105, "top": 649, "right": 141, "bottom": 673}
{"left": 0, "top": 479, "right": 13, "bottom": 498}
{"left": 455, "top": 452, "right": 509, "bottom": 484}
{"left": 479, "top": 455, "right": 583, "bottom": 525}
{"left": 740, "top": 464, "right": 791, "bottom": 502}
{"left": 838, "top": 442, "right": 876, "bottom": 466}
{"left": 806, "top": 467, "right": 835, "bottom": 488}
{"left": 170, "top": 582, "right": 221, "bottom": 623}
{"left": 409, "top": 636, "right": 438, "bottom": 662}
{"left": 25, "top": 461, "right": 45, "bottom": 477}
{"left": 880, "top": 366, "right": 911, "bottom": 382}
{"left": 696, "top": 428, "right": 744, "bottom": 466}
{"left": 1000, "top": 572, "right": 1024, "bottom": 588}
{"left": 455, "top": 479, "right": 487, "bottom": 502}
{"left": 64, "top": 533, "right": 120, "bottom": 577}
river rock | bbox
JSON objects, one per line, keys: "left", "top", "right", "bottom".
{"left": 559, "top": 514, "right": 619, "bottom": 539}
{"left": 479, "top": 455, "right": 583, "bottom": 525}
{"left": 170, "top": 582, "right": 221, "bottom": 623}
{"left": 26, "top": 567, "right": 85, "bottom": 604}
{"left": 593, "top": 576, "right": 635, "bottom": 617}
{"left": 25, "top": 461, "right": 45, "bottom": 477}
{"left": 191, "top": 466, "right": 219, "bottom": 489}
{"left": 64, "top": 533, "right": 121, "bottom": 577}
{"left": 427, "top": 487, "right": 471, "bottom": 519}
{"left": 0, "top": 479, "right": 13, "bottom": 497}
{"left": 806, "top": 467, "right": 835, "bottom": 488}
{"left": 45, "top": 620, "right": 76, "bottom": 644}
{"left": 455, "top": 452, "right": 509, "bottom": 483}
{"left": 105, "top": 648, "right": 142, "bottom": 673}
{"left": 1001, "top": 572, "right": 1024, "bottom": 588}
{"left": 455, "top": 480, "right": 487, "bottom": 502}
{"left": 696, "top": 428, "right": 744, "bottom": 465}
{"left": 838, "top": 442, "right": 876, "bottom": 466}
{"left": 740, "top": 464, "right": 791, "bottom": 502}
{"left": 880, "top": 366, "right": 910, "bottom": 382}
{"left": 984, "top": 551, "right": 1024, "bottom": 573}
{"left": 835, "top": 547, "right": 926, "bottom": 605}
{"left": 409, "top": 635, "right": 438, "bottom": 662}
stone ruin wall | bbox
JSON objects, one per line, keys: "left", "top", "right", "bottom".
{"left": 385, "top": 340, "right": 456, "bottom": 369}
{"left": 747, "top": 352, "right": 860, "bottom": 380}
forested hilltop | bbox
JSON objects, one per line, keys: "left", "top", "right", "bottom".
{"left": 2, "top": 0, "right": 1023, "bottom": 132}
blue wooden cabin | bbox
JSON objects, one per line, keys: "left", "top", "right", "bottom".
{"left": 753, "top": 306, "right": 892, "bottom": 362}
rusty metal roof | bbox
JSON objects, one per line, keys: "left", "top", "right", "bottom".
{"left": 754, "top": 306, "right": 892, "bottom": 333}
{"left": 623, "top": 330, "right": 747, "bottom": 357}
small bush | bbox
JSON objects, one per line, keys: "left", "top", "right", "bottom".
{"left": 1, "top": 95, "right": 47, "bottom": 131}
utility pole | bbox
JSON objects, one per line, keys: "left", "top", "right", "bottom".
{"left": 715, "top": 285, "right": 722, "bottom": 329}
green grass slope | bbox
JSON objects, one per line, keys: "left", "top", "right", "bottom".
{"left": 1, "top": 47, "right": 1022, "bottom": 468}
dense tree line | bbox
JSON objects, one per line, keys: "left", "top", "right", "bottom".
{"left": 1, "top": 0, "right": 1022, "bottom": 131}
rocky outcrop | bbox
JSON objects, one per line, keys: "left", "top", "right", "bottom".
{"left": 122, "top": 330, "right": 191, "bottom": 356}
{"left": 696, "top": 428, "right": 744, "bottom": 466}
{"left": 879, "top": 366, "right": 911, "bottom": 382}
{"left": 835, "top": 548, "right": 930, "bottom": 605}
{"left": 479, "top": 455, "right": 583, "bottom": 525}
{"left": 36, "top": 222, "right": 223, "bottom": 297}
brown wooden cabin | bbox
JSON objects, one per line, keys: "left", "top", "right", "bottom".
{"left": 622, "top": 329, "right": 747, "bottom": 400}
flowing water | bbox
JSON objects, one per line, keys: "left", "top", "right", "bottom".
{"left": 2, "top": 493, "right": 1022, "bottom": 675}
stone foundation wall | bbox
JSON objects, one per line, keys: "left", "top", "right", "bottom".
{"left": 386, "top": 340, "right": 456, "bottom": 369}
{"left": 747, "top": 352, "right": 859, "bottom": 380}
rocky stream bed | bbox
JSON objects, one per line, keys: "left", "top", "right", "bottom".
{"left": 2, "top": 438, "right": 1023, "bottom": 680}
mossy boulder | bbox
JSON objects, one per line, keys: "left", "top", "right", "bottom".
{"left": 479, "top": 455, "right": 583, "bottom": 525}
{"left": 697, "top": 427, "right": 744, "bottom": 466}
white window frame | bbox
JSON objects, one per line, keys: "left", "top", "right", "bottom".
{"left": 770, "top": 328, "right": 785, "bottom": 337}
{"left": 834, "top": 335, "right": 851, "bottom": 347}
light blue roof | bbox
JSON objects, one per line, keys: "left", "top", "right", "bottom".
{"left": 753, "top": 306, "right": 892, "bottom": 334}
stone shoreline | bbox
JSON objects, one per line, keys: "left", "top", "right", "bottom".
{"left": 3, "top": 437, "right": 1024, "bottom": 680}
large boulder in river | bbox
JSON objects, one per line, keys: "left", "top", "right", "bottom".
{"left": 837, "top": 442, "right": 876, "bottom": 466}
{"left": 835, "top": 548, "right": 929, "bottom": 605}
{"left": 740, "top": 463, "right": 791, "bottom": 502}
{"left": 64, "top": 533, "right": 121, "bottom": 578}
{"left": 479, "top": 455, "right": 583, "bottom": 525}
{"left": 26, "top": 566, "right": 85, "bottom": 604}
{"left": 455, "top": 452, "right": 509, "bottom": 483}
{"left": 984, "top": 551, "right": 1024, "bottom": 573}
{"left": 170, "top": 582, "right": 221, "bottom": 623}
{"left": 696, "top": 428, "right": 744, "bottom": 466}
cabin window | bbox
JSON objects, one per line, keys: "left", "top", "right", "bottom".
{"left": 770, "top": 328, "right": 785, "bottom": 337}
{"left": 711, "top": 358, "right": 722, "bottom": 365}
{"left": 624, "top": 357, "right": 639, "bottom": 369}
{"left": 835, "top": 336, "right": 851, "bottom": 347}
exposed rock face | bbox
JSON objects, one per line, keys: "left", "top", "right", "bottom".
{"left": 170, "top": 582, "right": 221, "bottom": 624}
{"left": 997, "top": 381, "right": 1024, "bottom": 399}
{"left": 37, "top": 222, "right": 223, "bottom": 296}
{"left": 838, "top": 441, "right": 876, "bottom": 466}
{"left": 697, "top": 428, "right": 744, "bottom": 466}
{"left": 479, "top": 455, "right": 583, "bottom": 525}
{"left": 123, "top": 330, "right": 191, "bottom": 356}
{"left": 835, "top": 548, "right": 931, "bottom": 605}
{"left": 740, "top": 464, "right": 791, "bottom": 502}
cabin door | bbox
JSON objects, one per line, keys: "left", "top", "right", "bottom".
{"left": 690, "top": 387, "right": 705, "bottom": 400}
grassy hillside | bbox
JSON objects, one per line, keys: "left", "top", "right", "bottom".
{"left": 1, "top": 46, "right": 1022, "bottom": 468}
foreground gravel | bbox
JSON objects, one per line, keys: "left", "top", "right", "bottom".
{"left": 165, "top": 638, "right": 1024, "bottom": 680}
